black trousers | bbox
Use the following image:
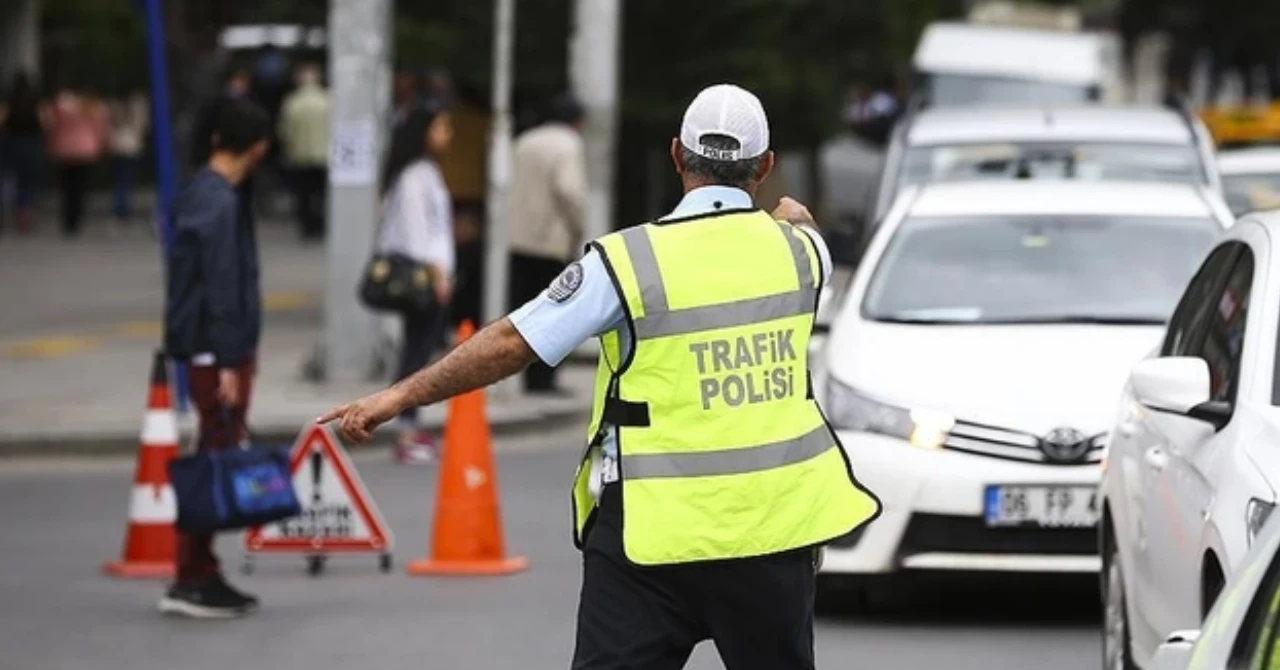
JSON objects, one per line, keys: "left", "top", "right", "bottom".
{"left": 571, "top": 484, "right": 818, "bottom": 670}
{"left": 57, "top": 163, "right": 91, "bottom": 236}
{"left": 396, "top": 304, "right": 444, "bottom": 424}
{"left": 508, "top": 252, "right": 568, "bottom": 391}
{"left": 290, "top": 166, "right": 327, "bottom": 239}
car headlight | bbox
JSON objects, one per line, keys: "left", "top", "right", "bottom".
{"left": 1247, "top": 498, "right": 1275, "bottom": 545}
{"left": 823, "top": 377, "right": 955, "bottom": 449}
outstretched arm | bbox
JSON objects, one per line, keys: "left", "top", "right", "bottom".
{"left": 393, "top": 317, "right": 536, "bottom": 408}
{"left": 317, "top": 318, "right": 537, "bottom": 443}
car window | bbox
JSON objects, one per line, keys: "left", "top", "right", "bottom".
{"left": 1222, "top": 172, "right": 1280, "bottom": 217}
{"left": 1196, "top": 250, "right": 1254, "bottom": 403}
{"left": 860, "top": 214, "right": 1219, "bottom": 324}
{"left": 900, "top": 142, "right": 1206, "bottom": 191}
{"left": 1163, "top": 243, "right": 1241, "bottom": 356}
{"left": 924, "top": 74, "right": 1093, "bottom": 107}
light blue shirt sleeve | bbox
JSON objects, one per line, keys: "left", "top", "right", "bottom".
{"left": 508, "top": 249, "right": 624, "bottom": 366}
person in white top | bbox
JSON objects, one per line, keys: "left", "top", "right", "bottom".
{"left": 374, "top": 102, "right": 456, "bottom": 464}
{"left": 107, "top": 86, "right": 150, "bottom": 229}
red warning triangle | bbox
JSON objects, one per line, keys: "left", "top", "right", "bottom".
{"left": 243, "top": 424, "right": 394, "bottom": 553}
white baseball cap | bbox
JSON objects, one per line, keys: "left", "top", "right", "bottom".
{"left": 679, "top": 84, "right": 770, "bottom": 162}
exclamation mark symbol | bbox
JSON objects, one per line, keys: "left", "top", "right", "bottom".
{"left": 310, "top": 448, "right": 323, "bottom": 505}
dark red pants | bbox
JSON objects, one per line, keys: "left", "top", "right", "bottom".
{"left": 175, "top": 359, "right": 256, "bottom": 584}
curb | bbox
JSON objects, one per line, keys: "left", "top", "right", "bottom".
{"left": 0, "top": 407, "right": 591, "bottom": 459}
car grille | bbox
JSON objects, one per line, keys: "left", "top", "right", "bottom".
{"left": 899, "top": 513, "right": 1098, "bottom": 557}
{"left": 943, "top": 419, "right": 1106, "bottom": 465}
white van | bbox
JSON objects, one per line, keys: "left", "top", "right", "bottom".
{"left": 912, "top": 22, "right": 1124, "bottom": 107}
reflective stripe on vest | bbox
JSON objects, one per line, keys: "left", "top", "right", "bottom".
{"left": 620, "top": 225, "right": 818, "bottom": 339}
{"left": 622, "top": 424, "right": 832, "bottom": 480}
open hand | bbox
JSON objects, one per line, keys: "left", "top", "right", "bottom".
{"left": 316, "top": 388, "right": 407, "bottom": 444}
{"left": 772, "top": 196, "right": 816, "bottom": 228}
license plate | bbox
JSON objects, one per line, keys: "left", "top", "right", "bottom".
{"left": 983, "top": 485, "right": 1099, "bottom": 528}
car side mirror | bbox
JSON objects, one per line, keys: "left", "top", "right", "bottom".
{"left": 1130, "top": 357, "right": 1231, "bottom": 430}
{"left": 1151, "top": 630, "right": 1199, "bottom": 670}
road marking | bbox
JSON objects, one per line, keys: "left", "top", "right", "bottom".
{"left": 0, "top": 291, "right": 319, "bottom": 360}
{"left": 0, "top": 336, "right": 100, "bottom": 359}
{"left": 113, "top": 321, "right": 163, "bottom": 338}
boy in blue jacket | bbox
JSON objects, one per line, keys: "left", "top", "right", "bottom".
{"left": 162, "top": 98, "right": 270, "bottom": 618}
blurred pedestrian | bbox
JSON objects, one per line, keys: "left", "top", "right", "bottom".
{"left": 506, "top": 93, "right": 587, "bottom": 395}
{"left": 191, "top": 69, "right": 256, "bottom": 237}
{"left": 278, "top": 63, "right": 330, "bottom": 241}
{"left": 107, "top": 86, "right": 150, "bottom": 231}
{"left": 161, "top": 98, "right": 271, "bottom": 618}
{"left": 421, "top": 67, "right": 454, "bottom": 108}
{"left": 45, "top": 84, "right": 109, "bottom": 238}
{"left": 0, "top": 71, "right": 44, "bottom": 234}
{"left": 391, "top": 70, "right": 420, "bottom": 128}
{"left": 374, "top": 102, "right": 456, "bottom": 464}
{"left": 190, "top": 68, "right": 251, "bottom": 168}
{"left": 318, "top": 83, "right": 880, "bottom": 670}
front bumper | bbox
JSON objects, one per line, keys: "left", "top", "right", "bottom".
{"left": 822, "top": 431, "right": 1101, "bottom": 576}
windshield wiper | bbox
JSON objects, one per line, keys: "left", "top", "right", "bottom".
{"left": 872, "top": 316, "right": 977, "bottom": 325}
{"left": 978, "top": 315, "right": 1165, "bottom": 326}
{"left": 871, "top": 315, "right": 1165, "bottom": 326}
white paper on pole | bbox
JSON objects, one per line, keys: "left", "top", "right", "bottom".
{"left": 329, "top": 120, "right": 377, "bottom": 186}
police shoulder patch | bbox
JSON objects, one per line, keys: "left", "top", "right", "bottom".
{"left": 547, "top": 262, "right": 584, "bottom": 303}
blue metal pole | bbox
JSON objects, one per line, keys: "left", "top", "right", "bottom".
{"left": 141, "top": 0, "right": 189, "bottom": 413}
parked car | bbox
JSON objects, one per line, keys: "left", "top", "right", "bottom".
{"left": 1101, "top": 211, "right": 1280, "bottom": 670}
{"left": 815, "top": 179, "right": 1229, "bottom": 603}
{"left": 1136, "top": 512, "right": 1280, "bottom": 670}
{"left": 870, "top": 105, "right": 1224, "bottom": 225}
{"left": 1217, "top": 147, "right": 1280, "bottom": 217}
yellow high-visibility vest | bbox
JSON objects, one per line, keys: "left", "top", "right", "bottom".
{"left": 570, "top": 208, "right": 882, "bottom": 565}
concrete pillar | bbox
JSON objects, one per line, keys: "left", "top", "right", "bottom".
{"left": 0, "top": 0, "right": 40, "bottom": 84}
{"left": 321, "top": 0, "right": 393, "bottom": 382}
{"left": 569, "top": 0, "right": 621, "bottom": 241}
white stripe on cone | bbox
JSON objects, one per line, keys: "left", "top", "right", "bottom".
{"left": 141, "top": 409, "right": 178, "bottom": 446}
{"left": 129, "top": 484, "right": 177, "bottom": 523}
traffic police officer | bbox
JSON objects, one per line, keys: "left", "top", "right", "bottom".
{"left": 319, "top": 83, "right": 882, "bottom": 670}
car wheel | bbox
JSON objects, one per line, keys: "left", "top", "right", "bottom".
{"left": 1202, "top": 560, "right": 1225, "bottom": 621}
{"left": 1103, "top": 544, "right": 1137, "bottom": 670}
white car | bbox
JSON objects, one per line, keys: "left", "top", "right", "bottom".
{"left": 871, "top": 105, "right": 1224, "bottom": 223}
{"left": 815, "top": 179, "right": 1229, "bottom": 598}
{"left": 1137, "top": 512, "right": 1280, "bottom": 670}
{"left": 1218, "top": 147, "right": 1280, "bottom": 218}
{"left": 1101, "top": 212, "right": 1280, "bottom": 670}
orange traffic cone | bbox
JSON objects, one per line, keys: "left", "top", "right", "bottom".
{"left": 407, "top": 321, "right": 529, "bottom": 577}
{"left": 103, "top": 351, "right": 179, "bottom": 579}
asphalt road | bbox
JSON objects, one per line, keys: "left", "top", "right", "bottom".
{"left": 0, "top": 421, "right": 1101, "bottom": 670}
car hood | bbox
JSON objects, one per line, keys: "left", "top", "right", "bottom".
{"left": 824, "top": 320, "right": 1165, "bottom": 436}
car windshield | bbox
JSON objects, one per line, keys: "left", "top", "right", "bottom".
{"left": 861, "top": 215, "right": 1220, "bottom": 324}
{"left": 900, "top": 143, "right": 1206, "bottom": 190}
{"left": 925, "top": 73, "right": 1095, "bottom": 107}
{"left": 1222, "top": 171, "right": 1280, "bottom": 217}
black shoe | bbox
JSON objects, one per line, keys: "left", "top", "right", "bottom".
{"left": 210, "top": 574, "right": 260, "bottom": 611}
{"left": 157, "top": 580, "right": 249, "bottom": 619}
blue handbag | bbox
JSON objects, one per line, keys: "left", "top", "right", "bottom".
{"left": 168, "top": 416, "right": 301, "bottom": 534}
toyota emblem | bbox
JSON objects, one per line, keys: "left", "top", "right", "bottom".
{"left": 1040, "top": 427, "right": 1090, "bottom": 464}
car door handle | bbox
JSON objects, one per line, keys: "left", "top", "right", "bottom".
{"left": 1118, "top": 421, "right": 1138, "bottom": 438}
{"left": 1144, "top": 447, "right": 1169, "bottom": 471}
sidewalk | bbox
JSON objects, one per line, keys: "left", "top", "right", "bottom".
{"left": 0, "top": 215, "right": 595, "bottom": 456}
